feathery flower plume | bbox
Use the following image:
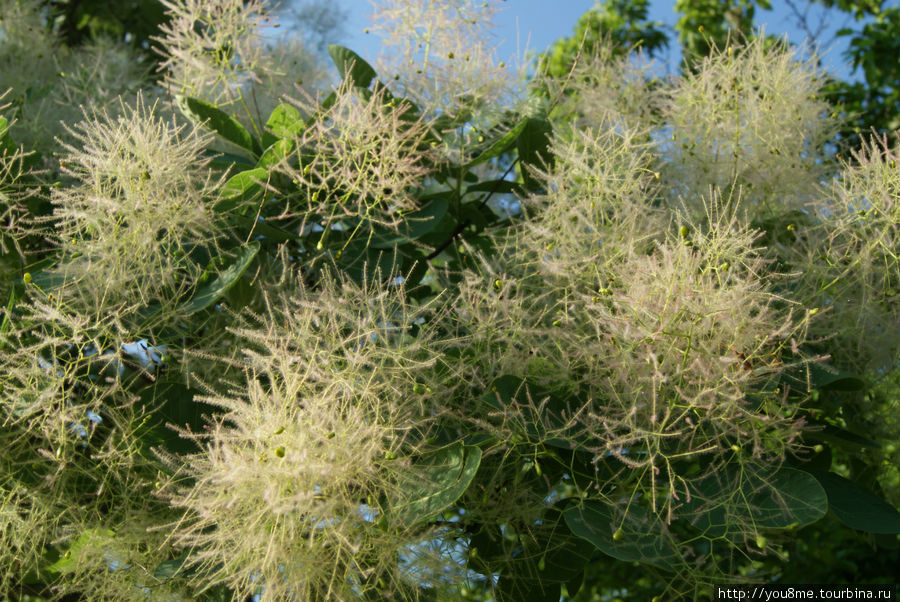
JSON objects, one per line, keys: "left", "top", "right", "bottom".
{"left": 542, "top": 40, "right": 665, "bottom": 137}
{"left": 45, "top": 94, "right": 221, "bottom": 317}
{"left": 0, "top": 1, "right": 151, "bottom": 156}
{"left": 0, "top": 296, "right": 171, "bottom": 596}
{"left": 662, "top": 34, "right": 834, "bottom": 219}
{"left": 368, "top": 0, "right": 515, "bottom": 117}
{"left": 799, "top": 133, "right": 900, "bottom": 375}
{"left": 159, "top": 264, "right": 453, "bottom": 600}
{"left": 281, "top": 81, "right": 435, "bottom": 232}
{"left": 155, "top": 0, "right": 273, "bottom": 108}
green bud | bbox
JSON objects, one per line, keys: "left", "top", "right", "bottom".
{"left": 612, "top": 528, "right": 625, "bottom": 542}
{"left": 274, "top": 446, "right": 285, "bottom": 458}
{"left": 23, "top": 272, "right": 32, "bottom": 284}
{"left": 679, "top": 225, "right": 689, "bottom": 239}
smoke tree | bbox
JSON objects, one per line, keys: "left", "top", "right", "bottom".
{"left": 0, "top": 0, "right": 898, "bottom": 600}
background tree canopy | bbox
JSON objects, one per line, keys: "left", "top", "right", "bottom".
{"left": 543, "top": 0, "right": 900, "bottom": 153}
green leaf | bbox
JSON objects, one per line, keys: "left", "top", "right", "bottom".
{"left": 28, "top": 264, "right": 71, "bottom": 292}
{"left": 463, "top": 118, "right": 529, "bottom": 170}
{"left": 393, "top": 442, "right": 482, "bottom": 526}
{"left": 517, "top": 116, "right": 553, "bottom": 193}
{"left": 496, "top": 579, "right": 561, "bottom": 602}
{"left": 0, "top": 116, "right": 17, "bottom": 156}
{"left": 139, "top": 379, "right": 210, "bottom": 456}
{"left": 495, "top": 504, "right": 593, "bottom": 602}
{"left": 480, "top": 376, "right": 592, "bottom": 451}
{"left": 45, "top": 529, "right": 116, "bottom": 575}
{"left": 180, "top": 242, "right": 260, "bottom": 315}
{"left": 747, "top": 467, "right": 828, "bottom": 528}
{"left": 257, "top": 138, "right": 294, "bottom": 169}
{"left": 265, "top": 102, "right": 305, "bottom": 139}
{"left": 564, "top": 501, "right": 679, "bottom": 569}
{"left": 228, "top": 215, "right": 299, "bottom": 243}
{"left": 783, "top": 362, "right": 865, "bottom": 392}
{"left": 327, "top": 45, "right": 377, "bottom": 88}
{"left": 683, "top": 466, "right": 827, "bottom": 539}
{"left": 806, "top": 423, "right": 880, "bottom": 450}
{"left": 807, "top": 362, "right": 865, "bottom": 391}
{"left": 177, "top": 95, "right": 261, "bottom": 156}
{"left": 810, "top": 471, "right": 900, "bottom": 534}
{"left": 153, "top": 551, "right": 191, "bottom": 580}
{"left": 204, "top": 150, "right": 256, "bottom": 170}
{"left": 464, "top": 179, "right": 524, "bottom": 195}
{"left": 216, "top": 167, "right": 268, "bottom": 212}
{"left": 368, "top": 194, "right": 450, "bottom": 249}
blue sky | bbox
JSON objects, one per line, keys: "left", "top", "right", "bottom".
{"left": 305, "top": 0, "right": 896, "bottom": 82}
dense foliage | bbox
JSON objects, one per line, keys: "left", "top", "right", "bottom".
{"left": 1, "top": 0, "right": 899, "bottom": 600}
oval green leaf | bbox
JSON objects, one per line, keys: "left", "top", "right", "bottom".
{"left": 563, "top": 500, "right": 679, "bottom": 569}
{"left": 177, "top": 95, "right": 261, "bottom": 156}
{"left": 393, "top": 442, "right": 482, "bottom": 526}
{"left": 810, "top": 470, "right": 900, "bottom": 534}
{"left": 327, "top": 45, "right": 377, "bottom": 88}
{"left": 180, "top": 242, "right": 260, "bottom": 315}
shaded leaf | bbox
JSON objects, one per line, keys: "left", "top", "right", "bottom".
{"left": 783, "top": 361, "right": 865, "bottom": 392}
{"left": 517, "top": 116, "right": 553, "bottom": 193}
{"left": 810, "top": 470, "right": 900, "bottom": 534}
{"left": 153, "top": 550, "right": 191, "bottom": 580}
{"left": 368, "top": 194, "right": 450, "bottom": 249}
{"left": 806, "top": 423, "right": 880, "bottom": 450}
{"left": 463, "top": 118, "right": 528, "bottom": 170}
{"left": 180, "top": 242, "right": 260, "bottom": 315}
{"left": 394, "top": 442, "right": 481, "bottom": 526}
{"left": 564, "top": 501, "right": 679, "bottom": 569}
{"left": 682, "top": 466, "right": 827, "bottom": 540}
{"left": 495, "top": 504, "right": 593, "bottom": 602}
{"left": 464, "top": 179, "right": 524, "bottom": 195}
